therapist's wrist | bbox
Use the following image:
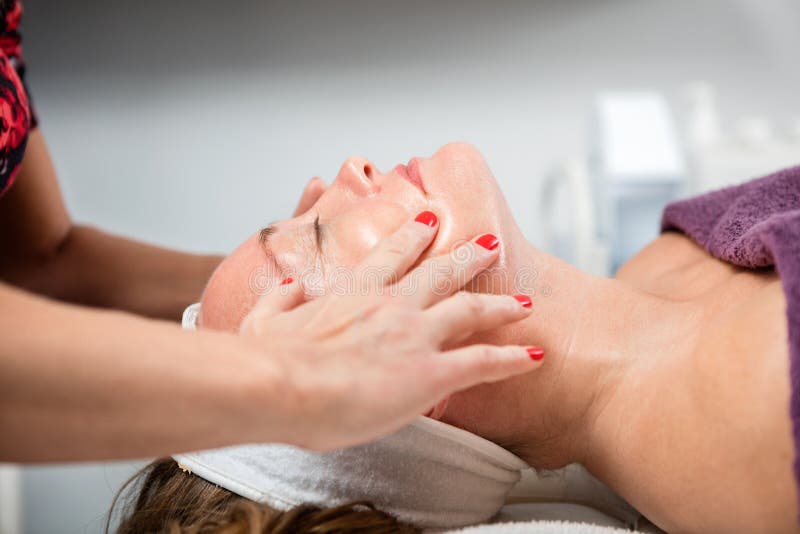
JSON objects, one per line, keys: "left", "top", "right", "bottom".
{"left": 235, "top": 334, "right": 374, "bottom": 451}
{"left": 225, "top": 336, "right": 312, "bottom": 446}
{"left": 175, "top": 331, "right": 292, "bottom": 449}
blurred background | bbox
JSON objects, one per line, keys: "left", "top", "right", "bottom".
{"left": 2, "top": 0, "right": 799, "bottom": 532}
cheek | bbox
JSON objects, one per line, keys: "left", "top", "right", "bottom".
{"left": 326, "top": 203, "right": 411, "bottom": 265}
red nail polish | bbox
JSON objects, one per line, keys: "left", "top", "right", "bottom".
{"left": 514, "top": 294, "right": 533, "bottom": 308}
{"left": 280, "top": 277, "right": 294, "bottom": 285}
{"left": 527, "top": 347, "right": 545, "bottom": 361}
{"left": 414, "top": 211, "right": 438, "bottom": 227}
{"left": 476, "top": 233, "right": 500, "bottom": 251}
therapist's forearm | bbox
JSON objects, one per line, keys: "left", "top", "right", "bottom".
{"left": 1, "top": 224, "right": 222, "bottom": 320}
{"left": 0, "top": 130, "right": 222, "bottom": 320}
{"left": 0, "top": 282, "right": 288, "bottom": 462}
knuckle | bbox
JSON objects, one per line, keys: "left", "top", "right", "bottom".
{"left": 402, "top": 313, "right": 428, "bottom": 334}
{"left": 241, "top": 310, "right": 268, "bottom": 336}
{"left": 382, "top": 235, "right": 407, "bottom": 257}
{"left": 393, "top": 224, "right": 427, "bottom": 250}
{"left": 376, "top": 311, "right": 417, "bottom": 342}
{"left": 405, "top": 221, "right": 433, "bottom": 242}
{"left": 474, "top": 345, "right": 498, "bottom": 371}
{"left": 359, "top": 265, "right": 399, "bottom": 289}
{"left": 458, "top": 291, "right": 485, "bottom": 315}
{"left": 382, "top": 324, "right": 407, "bottom": 342}
{"left": 448, "top": 242, "right": 478, "bottom": 270}
{"left": 416, "top": 256, "right": 447, "bottom": 282}
{"left": 380, "top": 300, "right": 412, "bottom": 318}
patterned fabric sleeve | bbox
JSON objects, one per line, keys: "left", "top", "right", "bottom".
{"left": 0, "top": 0, "right": 34, "bottom": 197}
{"left": 0, "top": 0, "right": 35, "bottom": 127}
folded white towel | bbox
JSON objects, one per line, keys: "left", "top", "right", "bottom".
{"left": 174, "top": 416, "right": 529, "bottom": 529}
{"left": 179, "top": 302, "right": 528, "bottom": 527}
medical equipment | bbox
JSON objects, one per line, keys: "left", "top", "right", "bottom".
{"left": 683, "top": 82, "right": 800, "bottom": 193}
{"left": 540, "top": 84, "right": 800, "bottom": 275}
{"left": 0, "top": 464, "right": 22, "bottom": 534}
{"left": 540, "top": 91, "right": 687, "bottom": 275}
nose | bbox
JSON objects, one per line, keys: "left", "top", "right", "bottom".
{"left": 334, "top": 157, "right": 379, "bottom": 196}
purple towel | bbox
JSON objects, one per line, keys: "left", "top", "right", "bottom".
{"left": 661, "top": 166, "right": 800, "bottom": 488}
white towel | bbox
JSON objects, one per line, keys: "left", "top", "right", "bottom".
{"left": 174, "top": 417, "right": 529, "bottom": 529}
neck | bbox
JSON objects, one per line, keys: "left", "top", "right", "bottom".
{"left": 449, "top": 232, "right": 682, "bottom": 470}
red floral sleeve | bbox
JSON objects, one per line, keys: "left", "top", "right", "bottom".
{"left": 0, "top": 0, "right": 34, "bottom": 198}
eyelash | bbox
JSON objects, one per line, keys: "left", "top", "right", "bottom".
{"left": 313, "top": 214, "right": 328, "bottom": 277}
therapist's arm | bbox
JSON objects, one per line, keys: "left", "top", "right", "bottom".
{"left": 0, "top": 130, "right": 222, "bottom": 320}
{"left": 0, "top": 216, "right": 541, "bottom": 461}
{"left": 0, "top": 280, "right": 292, "bottom": 461}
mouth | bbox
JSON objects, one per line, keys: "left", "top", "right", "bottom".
{"left": 394, "top": 157, "right": 427, "bottom": 194}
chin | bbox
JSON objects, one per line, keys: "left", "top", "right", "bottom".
{"left": 424, "top": 143, "right": 518, "bottom": 253}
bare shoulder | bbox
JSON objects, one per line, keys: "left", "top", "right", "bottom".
{"left": 619, "top": 231, "right": 785, "bottom": 339}
{"left": 610, "top": 235, "right": 795, "bottom": 531}
{"left": 615, "top": 232, "right": 745, "bottom": 299}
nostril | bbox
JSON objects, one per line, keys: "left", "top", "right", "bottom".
{"left": 363, "top": 164, "right": 374, "bottom": 180}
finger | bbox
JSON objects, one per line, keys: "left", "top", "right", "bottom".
{"left": 427, "top": 344, "right": 544, "bottom": 394}
{"left": 353, "top": 211, "right": 439, "bottom": 293}
{"left": 424, "top": 292, "right": 533, "bottom": 345}
{"left": 396, "top": 233, "right": 501, "bottom": 309}
{"left": 241, "top": 277, "right": 305, "bottom": 332}
{"left": 293, "top": 177, "right": 327, "bottom": 216}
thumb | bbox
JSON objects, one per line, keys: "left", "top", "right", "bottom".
{"left": 241, "top": 277, "right": 305, "bottom": 333}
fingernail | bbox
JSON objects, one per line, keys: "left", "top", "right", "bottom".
{"left": 280, "top": 277, "right": 294, "bottom": 285}
{"left": 476, "top": 233, "right": 500, "bottom": 251}
{"left": 514, "top": 294, "right": 533, "bottom": 308}
{"left": 527, "top": 347, "right": 545, "bottom": 361}
{"left": 414, "top": 211, "right": 438, "bottom": 227}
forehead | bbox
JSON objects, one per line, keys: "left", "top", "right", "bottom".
{"left": 200, "top": 232, "right": 268, "bottom": 331}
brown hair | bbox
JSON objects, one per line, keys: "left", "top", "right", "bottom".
{"left": 109, "top": 458, "right": 420, "bottom": 534}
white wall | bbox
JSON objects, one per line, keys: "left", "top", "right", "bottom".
{"left": 16, "top": 1, "right": 800, "bottom": 532}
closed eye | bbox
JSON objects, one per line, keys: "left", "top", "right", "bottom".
{"left": 314, "top": 215, "right": 321, "bottom": 250}
{"left": 258, "top": 217, "right": 324, "bottom": 278}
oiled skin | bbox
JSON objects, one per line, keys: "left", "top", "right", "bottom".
{"left": 601, "top": 232, "right": 797, "bottom": 533}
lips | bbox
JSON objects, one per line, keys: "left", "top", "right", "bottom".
{"left": 394, "top": 157, "right": 426, "bottom": 194}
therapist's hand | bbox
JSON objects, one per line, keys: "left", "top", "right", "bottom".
{"left": 239, "top": 212, "right": 542, "bottom": 451}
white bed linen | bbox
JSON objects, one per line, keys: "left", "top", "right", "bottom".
{"left": 434, "top": 466, "right": 666, "bottom": 534}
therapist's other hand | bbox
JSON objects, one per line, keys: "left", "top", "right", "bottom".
{"left": 239, "top": 212, "right": 542, "bottom": 451}
{"left": 292, "top": 177, "right": 327, "bottom": 216}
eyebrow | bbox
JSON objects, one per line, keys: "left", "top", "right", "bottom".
{"left": 257, "top": 218, "right": 322, "bottom": 273}
{"left": 258, "top": 224, "right": 277, "bottom": 245}
{"left": 313, "top": 215, "right": 322, "bottom": 250}
{"left": 257, "top": 224, "right": 279, "bottom": 273}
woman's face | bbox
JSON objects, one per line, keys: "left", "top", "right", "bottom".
{"left": 201, "top": 142, "right": 518, "bottom": 331}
